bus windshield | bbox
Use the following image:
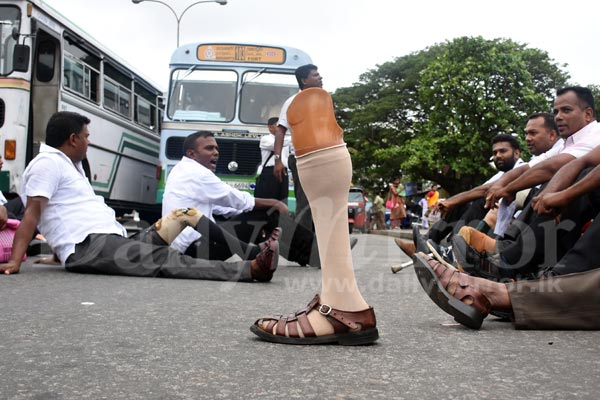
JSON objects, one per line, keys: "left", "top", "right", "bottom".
{"left": 168, "top": 69, "right": 237, "bottom": 122}
{"left": 239, "top": 71, "right": 298, "bottom": 124}
{"left": 0, "top": 5, "right": 20, "bottom": 76}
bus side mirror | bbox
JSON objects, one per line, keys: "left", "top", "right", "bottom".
{"left": 13, "top": 44, "right": 30, "bottom": 72}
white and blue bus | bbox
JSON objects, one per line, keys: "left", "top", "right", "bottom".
{"left": 0, "top": 0, "right": 164, "bottom": 222}
{"left": 159, "top": 42, "right": 312, "bottom": 210}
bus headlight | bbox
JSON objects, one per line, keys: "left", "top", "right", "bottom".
{"left": 228, "top": 161, "right": 238, "bottom": 172}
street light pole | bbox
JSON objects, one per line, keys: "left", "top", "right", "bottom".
{"left": 131, "top": 0, "right": 227, "bottom": 48}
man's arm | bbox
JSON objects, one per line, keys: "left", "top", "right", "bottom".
{"left": 1, "top": 196, "right": 46, "bottom": 275}
{"left": 483, "top": 164, "right": 530, "bottom": 209}
{"left": 534, "top": 163, "right": 600, "bottom": 216}
{"left": 254, "top": 198, "right": 289, "bottom": 216}
{"left": 485, "top": 153, "right": 575, "bottom": 208}
{"left": 273, "top": 125, "right": 287, "bottom": 183}
{"left": 533, "top": 148, "right": 600, "bottom": 215}
{"left": 436, "top": 184, "right": 491, "bottom": 217}
{"left": 538, "top": 145, "right": 600, "bottom": 195}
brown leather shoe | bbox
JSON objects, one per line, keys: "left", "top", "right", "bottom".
{"left": 395, "top": 238, "right": 416, "bottom": 257}
{"left": 251, "top": 239, "right": 279, "bottom": 282}
{"left": 413, "top": 252, "right": 491, "bottom": 329}
{"left": 251, "top": 294, "right": 378, "bottom": 345}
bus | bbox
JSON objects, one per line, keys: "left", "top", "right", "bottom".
{"left": 159, "top": 42, "right": 312, "bottom": 210}
{"left": 0, "top": 0, "right": 164, "bottom": 222}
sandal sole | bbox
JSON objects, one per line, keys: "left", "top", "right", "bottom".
{"left": 413, "top": 253, "right": 484, "bottom": 329}
{"left": 250, "top": 325, "right": 379, "bottom": 346}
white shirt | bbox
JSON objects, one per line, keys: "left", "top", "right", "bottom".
{"left": 163, "top": 156, "right": 256, "bottom": 252}
{"left": 484, "top": 158, "right": 526, "bottom": 185}
{"left": 258, "top": 133, "right": 290, "bottom": 172}
{"left": 21, "top": 144, "right": 126, "bottom": 265}
{"left": 528, "top": 121, "right": 600, "bottom": 168}
{"left": 278, "top": 93, "right": 298, "bottom": 155}
{"left": 0, "top": 191, "right": 6, "bottom": 205}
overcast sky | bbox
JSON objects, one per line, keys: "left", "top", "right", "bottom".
{"left": 43, "top": 0, "right": 600, "bottom": 92}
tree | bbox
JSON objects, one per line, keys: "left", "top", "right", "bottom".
{"left": 334, "top": 36, "right": 570, "bottom": 195}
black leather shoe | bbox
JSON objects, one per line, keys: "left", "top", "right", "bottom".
{"left": 412, "top": 224, "right": 429, "bottom": 254}
{"left": 451, "top": 235, "right": 504, "bottom": 281}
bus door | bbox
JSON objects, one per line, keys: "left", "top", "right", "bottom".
{"left": 29, "top": 25, "right": 60, "bottom": 162}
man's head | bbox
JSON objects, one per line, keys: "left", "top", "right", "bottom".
{"left": 553, "top": 86, "right": 596, "bottom": 139}
{"left": 183, "top": 131, "right": 219, "bottom": 172}
{"left": 524, "top": 112, "right": 560, "bottom": 156}
{"left": 45, "top": 111, "right": 91, "bottom": 163}
{"left": 267, "top": 117, "right": 278, "bottom": 135}
{"left": 295, "top": 64, "right": 323, "bottom": 90}
{"left": 491, "top": 134, "right": 521, "bottom": 172}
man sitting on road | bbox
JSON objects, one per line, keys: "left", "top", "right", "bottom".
{"left": 163, "top": 131, "right": 318, "bottom": 266}
{"left": 0, "top": 112, "right": 278, "bottom": 282}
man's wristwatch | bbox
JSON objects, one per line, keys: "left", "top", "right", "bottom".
{"left": 274, "top": 154, "right": 281, "bottom": 161}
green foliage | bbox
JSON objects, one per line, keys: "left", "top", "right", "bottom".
{"left": 334, "top": 36, "right": 570, "bottom": 195}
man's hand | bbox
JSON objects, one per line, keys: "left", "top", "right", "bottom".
{"left": 485, "top": 187, "right": 514, "bottom": 209}
{"left": 33, "top": 254, "right": 60, "bottom": 265}
{"left": 273, "top": 201, "right": 289, "bottom": 216}
{"left": 273, "top": 160, "right": 286, "bottom": 183}
{"left": 1, "top": 260, "right": 21, "bottom": 275}
{"left": 532, "top": 192, "right": 568, "bottom": 217}
{"left": 435, "top": 199, "right": 455, "bottom": 218}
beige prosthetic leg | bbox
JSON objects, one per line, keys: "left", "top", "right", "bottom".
{"left": 154, "top": 208, "right": 203, "bottom": 245}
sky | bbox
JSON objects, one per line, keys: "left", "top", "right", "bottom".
{"left": 41, "top": 0, "right": 600, "bottom": 93}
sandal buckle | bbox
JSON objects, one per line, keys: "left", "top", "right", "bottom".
{"left": 318, "top": 304, "right": 332, "bottom": 316}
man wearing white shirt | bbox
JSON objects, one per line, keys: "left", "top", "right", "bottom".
{"left": 0, "top": 112, "right": 278, "bottom": 282}
{"left": 163, "top": 131, "right": 317, "bottom": 266}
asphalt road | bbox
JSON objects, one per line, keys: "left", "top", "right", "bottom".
{"left": 1, "top": 232, "right": 598, "bottom": 399}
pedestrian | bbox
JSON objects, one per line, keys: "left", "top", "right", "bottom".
{"left": 388, "top": 178, "right": 406, "bottom": 230}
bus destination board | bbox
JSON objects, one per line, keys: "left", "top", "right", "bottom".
{"left": 197, "top": 44, "right": 285, "bottom": 64}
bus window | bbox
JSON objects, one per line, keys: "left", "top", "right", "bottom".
{"left": 119, "top": 86, "right": 131, "bottom": 117}
{"left": 239, "top": 72, "right": 298, "bottom": 124}
{"left": 36, "top": 39, "right": 56, "bottom": 82}
{"left": 104, "top": 62, "right": 133, "bottom": 118}
{"left": 63, "top": 36, "right": 100, "bottom": 103}
{"left": 103, "top": 79, "right": 118, "bottom": 112}
{"left": 0, "top": 5, "right": 20, "bottom": 76}
{"left": 134, "top": 82, "right": 158, "bottom": 130}
{"left": 168, "top": 69, "right": 236, "bottom": 122}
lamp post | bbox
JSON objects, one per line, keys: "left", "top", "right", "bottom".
{"left": 131, "top": 0, "right": 227, "bottom": 48}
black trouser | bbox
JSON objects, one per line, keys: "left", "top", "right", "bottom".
{"left": 65, "top": 233, "right": 252, "bottom": 281}
{"left": 544, "top": 210, "right": 600, "bottom": 276}
{"left": 185, "top": 214, "right": 262, "bottom": 261}
{"left": 254, "top": 166, "right": 289, "bottom": 201}
{"left": 216, "top": 208, "right": 319, "bottom": 266}
{"left": 428, "top": 198, "right": 488, "bottom": 244}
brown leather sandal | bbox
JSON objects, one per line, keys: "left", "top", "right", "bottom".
{"left": 250, "top": 294, "right": 378, "bottom": 345}
{"left": 413, "top": 252, "right": 491, "bottom": 329}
